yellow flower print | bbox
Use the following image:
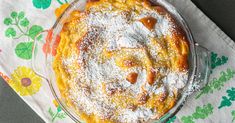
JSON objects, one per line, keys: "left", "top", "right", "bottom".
{"left": 10, "top": 66, "right": 42, "bottom": 96}
{"left": 55, "top": 3, "right": 69, "bottom": 18}
{"left": 53, "top": 99, "right": 59, "bottom": 107}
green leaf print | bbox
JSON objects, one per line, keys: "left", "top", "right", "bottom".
{"left": 181, "top": 116, "right": 194, "bottom": 123}
{"left": 49, "top": 107, "right": 55, "bottom": 117}
{"left": 196, "top": 68, "right": 235, "bottom": 99}
{"left": 4, "top": 18, "right": 12, "bottom": 25}
{"left": 20, "top": 18, "right": 30, "bottom": 27}
{"left": 3, "top": 10, "right": 44, "bottom": 60}
{"left": 218, "top": 96, "right": 232, "bottom": 109}
{"left": 3, "top": 11, "right": 43, "bottom": 40}
{"left": 192, "top": 104, "right": 213, "bottom": 119}
{"left": 18, "top": 11, "right": 25, "bottom": 20}
{"left": 157, "top": 113, "right": 171, "bottom": 123}
{"left": 227, "top": 87, "right": 235, "bottom": 101}
{"left": 5, "top": 27, "right": 16, "bottom": 37}
{"left": 32, "top": 0, "right": 52, "bottom": 9}
{"left": 56, "top": 0, "right": 68, "bottom": 5}
{"left": 36, "top": 34, "right": 43, "bottom": 41}
{"left": 48, "top": 106, "right": 67, "bottom": 122}
{"left": 28, "top": 25, "right": 43, "bottom": 40}
{"left": 181, "top": 104, "right": 214, "bottom": 123}
{"left": 218, "top": 88, "right": 235, "bottom": 109}
{"left": 232, "top": 110, "right": 235, "bottom": 122}
{"left": 10, "top": 11, "right": 17, "bottom": 19}
{"left": 32, "top": 0, "right": 69, "bottom": 10}
{"left": 57, "top": 106, "right": 62, "bottom": 112}
{"left": 166, "top": 116, "right": 176, "bottom": 123}
{"left": 57, "top": 112, "right": 67, "bottom": 119}
{"left": 211, "top": 52, "right": 228, "bottom": 72}
{"left": 15, "top": 42, "right": 33, "bottom": 60}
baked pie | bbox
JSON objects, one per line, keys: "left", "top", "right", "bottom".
{"left": 53, "top": 0, "right": 189, "bottom": 122}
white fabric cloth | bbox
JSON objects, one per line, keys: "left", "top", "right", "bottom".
{"left": 0, "top": 0, "right": 234, "bottom": 123}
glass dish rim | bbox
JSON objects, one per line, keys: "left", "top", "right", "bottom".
{"left": 44, "top": 0, "right": 199, "bottom": 122}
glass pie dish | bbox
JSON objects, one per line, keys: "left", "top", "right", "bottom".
{"left": 32, "top": 0, "right": 211, "bottom": 122}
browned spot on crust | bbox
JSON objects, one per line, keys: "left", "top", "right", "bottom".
{"left": 126, "top": 72, "right": 138, "bottom": 84}
{"left": 137, "top": 92, "right": 149, "bottom": 105}
{"left": 142, "top": 0, "right": 153, "bottom": 7}
{"left": 154, "top": 6, "right": 168, "bottom": 15}
{"left": 127, "top": 104, "right": 137, "bottom": 111}
{"left": 158, "top": 91, "right": 168, "bottom": 102}
{"left": 139, "top": 16, "right": 157, "bottom": 30}
{"left": 76, "top": 28, "right": 100, "bottom": 52}
{"left": 147, "top": 68, "right": 156, "bottom": 85}
{"left": 76, "top": 32, "right": 89, "bottom": 51}
{"left": 123, "top": 59, "right": 137, "bottom": 67}
{"left": 176, "top": 54, "right": 188, "bottom": 71}
{"left": 105, "top": 82, "right": 125, "bottom": 96}
{"left": 151, "top": 3, "right": 190, "bottom": 72}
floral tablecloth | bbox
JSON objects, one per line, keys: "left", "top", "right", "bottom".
{"left": 0, "top": 0, "right": 235, "bottom": 123}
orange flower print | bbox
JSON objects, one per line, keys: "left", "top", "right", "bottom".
{"left": 0, "top": 71, "right": 10, "bottom": 82}
{"left": 42, "top": 29, "right": 61, "bottom": 56}
{"left": 55, "top": 3, "right": 69, "bottom": 18}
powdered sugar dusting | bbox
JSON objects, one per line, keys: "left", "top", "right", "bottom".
{"left": 118, "top": 108, "right": 155, "bottom": 123}
{"left": 85, "top": 8, "right": 172, "bottom": 51}
{"left": 163, "top": 72, "right": 188, "bottom": 91}
{"left": 60, "top": 3, "right": 188, "bottom": 123}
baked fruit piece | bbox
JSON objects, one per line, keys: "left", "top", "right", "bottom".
{"left": 53, "top": 0, "right": 189, "bottom": 122}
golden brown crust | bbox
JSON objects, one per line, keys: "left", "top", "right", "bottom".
{"left": 143, "top": 2, "right": 189, "bottom": 72}
{"left": 139, "top": 16, "right": 158, "bottom": 30}
{"left": 126, "top": 72, "right": 138, "bottom": 84}
{"left": 53, "top": 0, "right": 189, "bottom": 122}
{"left": 152, "top": 4, "right": 189, "bottom": 71}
